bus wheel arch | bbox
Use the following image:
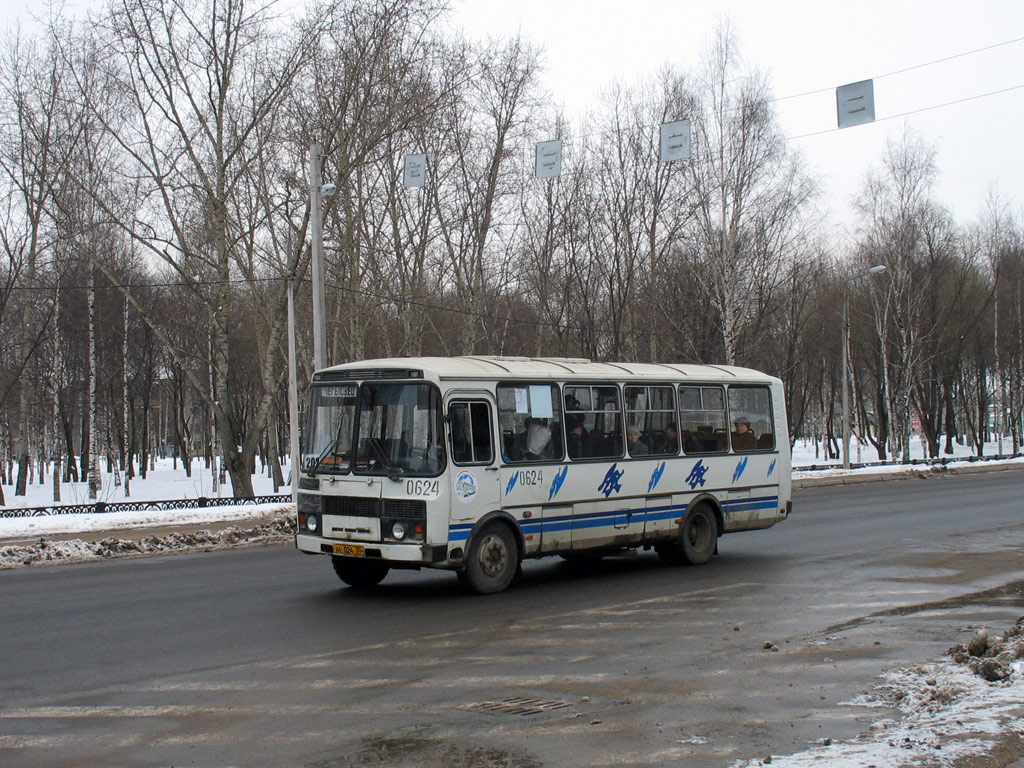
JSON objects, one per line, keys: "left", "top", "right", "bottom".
{"left": 459, "top": 513, "right": 522, "bottom": 595}
{"left": 657, "top": 498, "right": 720, "bottom": 566}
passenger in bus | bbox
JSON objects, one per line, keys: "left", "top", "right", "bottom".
{"left": 525, "top": 418, "right": 553, "bottom": 459}
{"left": 731, "top": 416, "right": 757, "bottom": 450}
{"left": 626, "top": 426, "right": 649, "bottom": 456}
{"left": 658, "top": 422, "right": 680, "bottom": 453}
{"left": 566, "top": 417, "right": 590, "bottom": 459}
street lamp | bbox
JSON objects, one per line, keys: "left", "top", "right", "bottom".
{"left": 842, "top": 264, "right": 887, "bottom": 469}
{"left": 309, "top": 143, "right": 335, "bottom": 373}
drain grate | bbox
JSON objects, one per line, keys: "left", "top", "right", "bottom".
{"left": 460, "top": 696, "right": 574, "bottom": 716}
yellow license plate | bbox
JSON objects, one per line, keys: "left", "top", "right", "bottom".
{"left": 332, "top": 544, "right": 365, "bottom": 557}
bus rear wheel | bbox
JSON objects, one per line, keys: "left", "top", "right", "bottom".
{"left": 657, "top": 504, "right": 718, "bottom": 566}
{"left": 331, "top": 556, "right": 390, "bottom": 588}
{"left": 461, "top": 522, "right": 518, "bottom": 595}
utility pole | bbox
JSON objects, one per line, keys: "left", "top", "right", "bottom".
{"left": 287, "top": 231, "right": 300, "bottom": 504}
{"left": 310, "top": 143, "right": 327, "bottom": 372}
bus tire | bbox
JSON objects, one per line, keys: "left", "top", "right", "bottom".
{"left": 658, "top": 503, "right": 717, "bottom": 566}
{"left": 461, "top": 522, "right": 518, "bottom": 595}
{"left": 331, "top": 556, "right": 390, "bottom": 588}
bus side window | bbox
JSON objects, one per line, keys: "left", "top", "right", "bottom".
{"left": 449, "top": 401, "right": 494, "bottom": 465}
{"left": 497, "top": 383, "right": 564, "bottom": 463}
{"left": 727, "top": 386, "right": 775, "bottom": 452}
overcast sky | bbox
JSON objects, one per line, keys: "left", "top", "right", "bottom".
{"left": 1, "top": 0, "right": 1020, "bottom": 237}
{"left": 453, "top": 0, "right": 1024, "bottom": 235}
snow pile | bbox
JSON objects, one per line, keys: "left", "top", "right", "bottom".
{"left": 0, "top": 509, "right": 296, "bottom": 570}
{"left": 0, "top": 502, "right": 291, "bottom": 540}
{"left": 734, "top": 617, "right": 1024, "bottom": 768}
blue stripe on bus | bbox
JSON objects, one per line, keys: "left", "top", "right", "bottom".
{"left": 446, "top": 495, "right": 779, "bottom": 542}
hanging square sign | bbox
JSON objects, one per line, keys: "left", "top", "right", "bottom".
{"left": 659, "top": 119, "right": 691, "bottom": 163}
{"left": 403, "top": 154, "right": 427, "bottom": 187}
{"left": 535, "top": 139, "right": 563, "bottom": 179}
{"left": 836, "top": 79, "right": 875, "bottom": 129}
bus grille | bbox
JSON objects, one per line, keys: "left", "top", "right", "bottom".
{"left": 321, "top": 497, "right": 426, "bottom": 519}
{"left": 323, "top": 496, "right": 380, "bottom": 517}
{"left": 383, "top": 500, "right": 426, "bottom": 518}
{"left": 314, "top": 368, "right": 422, "bottom": 382}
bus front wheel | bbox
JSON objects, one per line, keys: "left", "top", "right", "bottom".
{"left": 461, "top": 523, "right": 518, "bottom": 595}
{"left": 657, "top": 504, "right": 718, "bottom": 566}
{"left": 331, "top": 556, "right": 390, "bottom": 588}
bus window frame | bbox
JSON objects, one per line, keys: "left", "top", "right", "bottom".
{"left": 563, "top": 382, "right": 625, "bottom": 462}
{"left": 677, "top": 383, "right": 729, "bottom": 455}
{"left": 496, "top": 382, "right": 565, "bottom": 465}
{"left": 623, "top": 382, "right": 678, "bottom": 458}
{"left": 726, "top": 384, "right": 776, "bottom": 453}
{"left": 352, "top": 380, "right": 447, "bottom": 479}
{"left": 448, "top": 399, "right": 496, "bottom": 467}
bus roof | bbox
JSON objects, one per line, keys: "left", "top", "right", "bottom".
{"left": 315, "top": 356, "right": 778, "bottom": 384}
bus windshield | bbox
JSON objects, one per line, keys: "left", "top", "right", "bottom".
{"left": 303, "top": 383, "right": 358, "bottom": 474}
{"left": 354, "top": 382, "right": 444, "bottom": 477}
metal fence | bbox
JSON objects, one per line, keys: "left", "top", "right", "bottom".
{"left": 793, "top": 452, "right": 1024, "bottom": 472}
{"left": 2, "top": 452, "right": 1022, "bottom": 518}
{"left": 0, "top": 495, "right": 291, "bottom": 519}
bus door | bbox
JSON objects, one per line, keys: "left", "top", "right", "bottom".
{"left": 446, "top": 396, "right": 500, "bottom": 525}
{"left": 643, "top": 494, "right": 675, "bottom": 540}
{"left": 571, "top": 497, "right": 644, "bottom": 550}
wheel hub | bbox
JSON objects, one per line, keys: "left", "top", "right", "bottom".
{"left": 479, "top": 535, "right": 507, "bottom": 577}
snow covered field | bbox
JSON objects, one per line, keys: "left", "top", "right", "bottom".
{"left": 1, "top": 439, "right": 1022, "bottom": 541}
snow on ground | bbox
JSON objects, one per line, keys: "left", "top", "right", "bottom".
{"left": 733, "top": 621, "right": 1024, "bottom": 768}
{"left": 0, "top": 456, "right": 290, "bottom": 541}
{"left": 3, "top": 439, "right": 1021, "bottom": 541}
{"left": 0, "top": 509, "right": 295, "bottom": 569}
{"left": 790, "top": 435, "right": 1021, "bottom": 468}
{"left": 0, "top": 455, "right": 287, "bottom": 509}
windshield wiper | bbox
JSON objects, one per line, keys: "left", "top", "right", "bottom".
{"left": 367, "top": 438, "right": 405, "bottom": 482}
{"left": 307, "top": 415, "right": 350, "bottom": 477}
{"left": 305, "top": 441, "right": 335, "bottom": 477}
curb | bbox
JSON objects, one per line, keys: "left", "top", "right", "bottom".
{"left": 793, "top": 461, "right": 1024, "bottom": 489}
{"left": 0, "top": 508, "right": 291, "bottom": 547}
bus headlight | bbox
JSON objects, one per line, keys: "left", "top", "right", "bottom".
{"left": 306, "top": 514, "right": 319, "bottom": 533}
{"left": 391, "top": 521, "right": 406, "bottom": 540}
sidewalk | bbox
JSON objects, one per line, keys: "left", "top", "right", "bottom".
{"left": 792, "top": 458, "right": 1024, "bottom": 488}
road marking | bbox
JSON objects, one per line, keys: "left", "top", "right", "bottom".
{"left": 140, "top": 673, "right": 614, "bottom": 693}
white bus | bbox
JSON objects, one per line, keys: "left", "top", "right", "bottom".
{"left": 295, "top": 357, "right": 790, "bottom": 594}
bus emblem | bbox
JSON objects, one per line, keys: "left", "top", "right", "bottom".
{"left": 455, "top": 471, "right": 478, "bottom": 503}
{"left": 597, "top": 464, "right": 624, "bottom": 498}
{"left": 549, "top": 466, "right": 568, "bottom": 500}
{"left": 768, "top": 458, "right": 777, "bottom": 477}
{"left": 648, "top": 461, "right": 666, "bottom": 492}
{"left": 686, "top": 460, "right": 708, "bottom": 490}
{"left": 505, "top": 473, "right": 518, "bottom": 496}
{"left": 733, "top": 457, "right": 748, "bottom": 483}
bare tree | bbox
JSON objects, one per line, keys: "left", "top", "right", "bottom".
{"left": 72, "top": 0, "right": 323, "bottom": 496}
{"left": 684, "top": 20, "right": 815, "bottom": 366}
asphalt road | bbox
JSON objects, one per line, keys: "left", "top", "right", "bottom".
{"left": 2, "top": 470, "right": 1023, "bottom": 767}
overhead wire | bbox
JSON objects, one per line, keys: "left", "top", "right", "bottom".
{"left": 5, "top": 35, "right": 1022, "bottom": 337}
{"left": 769, "top": 35, "right": 1024, "bottom": 104}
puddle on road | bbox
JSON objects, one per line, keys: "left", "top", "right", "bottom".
{"left": 824, "top": 580, "right": 1024, "bottom": 635}
{"left": 308, "top": 730, "right": 541, "bottom": 768}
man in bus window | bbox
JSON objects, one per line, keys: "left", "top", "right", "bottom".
{"left": 659, "top": 422, "right": 679, "bottom": 453}
{"left": 566, "top": 416, "right": 590, "bottom": 459}
{"left": 731, "top": 416, "right": 756, "bottom": 450}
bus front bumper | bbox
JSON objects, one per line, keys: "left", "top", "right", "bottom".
{"left": 295, "top": 534, "right": 449, "bottom": 565}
